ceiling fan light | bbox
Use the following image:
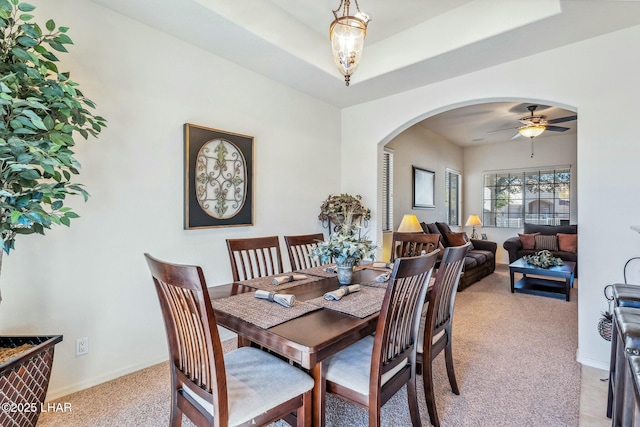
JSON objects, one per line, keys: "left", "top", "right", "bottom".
{"left": 330, "top": 1, "right": 368, "bottom": 87}
{"left": 518, "top": 124, "right": 546, "bottom": 138}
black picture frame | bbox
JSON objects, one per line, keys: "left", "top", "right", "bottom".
{"left": 184, "top": 123, "right": 254, "bottom": 229}
{"left": 412, "top": 166, "right": 435, "bottom": 209}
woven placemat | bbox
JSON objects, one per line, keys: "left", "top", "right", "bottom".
{"left": 237, "top": 274, "right": 324, "bottom": 291}
{"left": 306, "top": 286, "right": 387, "bottom": 318}
{"left": 211, "top": 292, "right": 321, "bottom": 329}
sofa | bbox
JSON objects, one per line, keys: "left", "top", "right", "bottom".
{"left": 420, "top": 221, "right": 497, "bottom": 291}
{"left": 503, "top": 223, "right": 578, "bottom": 276}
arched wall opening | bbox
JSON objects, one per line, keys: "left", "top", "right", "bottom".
{"left": 375, "top": 98, "right": 577, "bottom": 263}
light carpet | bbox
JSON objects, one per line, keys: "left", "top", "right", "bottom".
{"left": 37, "top": 265, "right": 580, "bottom": 426}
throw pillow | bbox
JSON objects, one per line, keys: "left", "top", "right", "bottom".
{"left": 446, "top": 232, "right": 467, "bottom": 247}
{"left": 534, "top": 234, "right": 559, "bottom": 251}
{"left": 518, "top": 232, "right": 540, "bottom": 250}
{"left": 557, "top": 233, "right": 578, "bottom": 253}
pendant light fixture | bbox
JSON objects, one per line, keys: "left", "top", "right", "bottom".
{"left": 329, "top": 0, "right": 370, "bottom": 86}
{"left": 517, "top": 105, "right": 548, "bottom": 158}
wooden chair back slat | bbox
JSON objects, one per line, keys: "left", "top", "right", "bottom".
{"left": 391, "top": 232, "right": 441, "bottom": 262}
{"left": 284, "top": 233, "right": 326, "bottom": 270}
{"left": 226, "top": 236, "right": 284, "bottom": 281}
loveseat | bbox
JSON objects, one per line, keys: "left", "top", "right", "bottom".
{"left": 420, "top": 222, "right": 497, "bottom": 291}
{"left": 503, "top": 223, "right": 578, "bottom": 276}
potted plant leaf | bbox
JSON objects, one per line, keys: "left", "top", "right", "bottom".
{"left": 0, "top": 1, "right": 105, "bottom": 424}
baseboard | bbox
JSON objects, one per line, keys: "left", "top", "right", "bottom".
{"left": 45, "top": 356, "right": 168, "bottom": 402}
{"left": 577, "top": 350, "right": 609, "bottom": 371}
{"left": 45, "top": 331, "right": 240, "bottom": 402}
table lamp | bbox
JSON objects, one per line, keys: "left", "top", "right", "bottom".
{"left": 465, "top": 214, "right": 482, "bottom": 239}
{"left": 397, "top": 214, "right": 423, "bottom": 233}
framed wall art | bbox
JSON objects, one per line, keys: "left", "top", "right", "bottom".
{"left": 412, "top": 166, "right": 435, "bottom": 209}
{"left": 184, "top": 123, "right": 254, "bottom": 229}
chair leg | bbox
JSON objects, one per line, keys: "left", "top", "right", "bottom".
{"left": 169, "top": 394, "right": 182, "bottom": 427}
{"left": 170, "top": 381, "right": 182, "bottom": 427}
{"left": 423, "top": 354, "right": 441, "bottom": 427}
{"left": 407, "top": 373, "right": 422, "bottom": 427}
{"left": 368, "top": 407, "right": 381, "bottom": 427}
{"left": 297, "top": 390, "right": 312, "bottom": 427}
{"left": 444, "top": 333, "right": 460, "bottom": 395}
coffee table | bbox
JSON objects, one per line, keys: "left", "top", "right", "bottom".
{"left": 509, "top": 257, "right": 576, "bottom": 301}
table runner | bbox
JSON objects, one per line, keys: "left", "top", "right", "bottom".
{"left": 360, "top": 275, "right": 435, "bottom": 289}
{"left": 237, "top": 273, "right": 325, "bottom": 291}
{"left": 211, "top": 292, "right": 321, "bottom": 329}
{"left": 359, "top": 279, "right": 389, "bottom": 289}
{"left": 306, "top": 286, "right": 387, "bottom": 318}
{"left": 300, "top": 263, "right": 367, "bottom": 278}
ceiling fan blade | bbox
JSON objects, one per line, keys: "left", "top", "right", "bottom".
{"left": 547, "top": 115, "right": 577, "bottom": 124}
{"left": 546, "top": 125, "right": 570, "bottom": 132}
{"left": 511, "top": 133, "right": 522, "bottom": 140}
{"left": 488, "top": 126, "right": 518, "bottom": 134}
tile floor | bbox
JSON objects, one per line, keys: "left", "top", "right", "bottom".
{"left": 580, "top": 365, "right": 611, "bottom": 426}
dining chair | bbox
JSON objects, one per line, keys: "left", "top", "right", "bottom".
{"left": 226, "top": 236, "right": 284, "bottom": 281}
{"left": 417, "top": 242, "right": 470, "bottom": 427}
{"left": 390, "top": 232, "right": 441, "bottom": 262}
{"left": 284, "top": 233, "right": 326, "bottom": 270}
{"left": 323, "top": 250, "right": 440, "bottom": 427}
{"left": 144, "top": 253, "right": 314, "bottom": 427}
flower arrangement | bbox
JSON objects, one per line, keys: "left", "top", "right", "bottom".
{"left": 318, "top": 193, "right": 371, "bottom": 226}
{"left": 523, "top": 250, "right": 564, "bottom": 268}
{"left": 311, "top": 219, "right": 376, "bottom": 265}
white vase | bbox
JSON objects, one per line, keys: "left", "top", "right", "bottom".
{"left": 336, "top": 258, "right": 356, "bottom": 285}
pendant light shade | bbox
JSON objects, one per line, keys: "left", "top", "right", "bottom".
{"left": 330, "top": 0, "right": 369, "bottom": 86}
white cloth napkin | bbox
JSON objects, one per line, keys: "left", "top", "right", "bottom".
{"left": 255, "top": 290, "right": 295, "bottom": 308}
{"left": 323, "top": 284, "right": 361, "bottom": 301}
{"left": 271, "top": 273, "right": 307, "bottom": 285}
{"left": 375, "top": 272, "right": 390, "bottom": 282}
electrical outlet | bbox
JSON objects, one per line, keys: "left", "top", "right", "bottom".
{"left": 76, "top": 337, "right": 89, "bottom": 356}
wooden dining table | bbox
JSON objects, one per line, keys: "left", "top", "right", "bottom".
{"left": 207, "top": 266, "right": 389, "bottom": 427}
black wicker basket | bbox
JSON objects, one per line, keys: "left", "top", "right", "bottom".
{"left": 0, "top": 336, "right": 63, "bottom": 427}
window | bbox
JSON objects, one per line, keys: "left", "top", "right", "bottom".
{"left": 381, "top": 149, "right": 394, "bottom": 232}
{"left": 445, "top": 169, "right": 461, "bottom": 226}
{"left": 482, "top": 166, "right": 571, "bottom": 228}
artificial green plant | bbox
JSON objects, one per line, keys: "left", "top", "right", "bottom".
{"left": 0, "top": 0, "right": 105, "bottom": 256}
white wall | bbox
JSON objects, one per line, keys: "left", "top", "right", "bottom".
{"left": 0, "top": 0, "right": 341, "bottom": 398}
{"left": 464, "top": 132, "right": 578, "bottom": 264}
{"left": 386, "top": 126, "right": 464, "bottom": 229}
{"left": 342, "top": 25, "right": 640, "bottom": 370}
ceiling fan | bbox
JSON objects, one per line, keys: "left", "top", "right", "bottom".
{"left": 512, "top": 105, "right": 577, "bottom": 140}
{"left": 489, "top": 104, "right": 577, "bottom": 157}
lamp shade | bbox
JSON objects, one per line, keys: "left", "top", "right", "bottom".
{"left": 397, "top": 214, "right": 422, "bottom": 233}
{"left": 465, "top": 215, "right": 482, "bottom": 227}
